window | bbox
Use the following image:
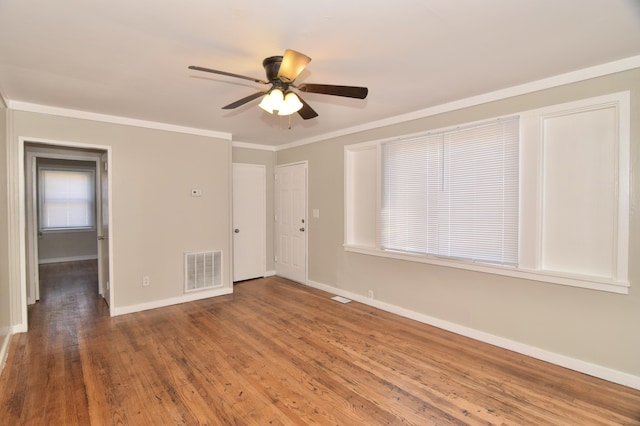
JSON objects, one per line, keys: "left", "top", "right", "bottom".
{"left": 344, "top": 92, "right": 630, "bottom": 294}
{"left": 39, "top": 168, "right": 95, "bottom": 230}
{"left": 381, "top": 117, "right": 519, "bottom": 266}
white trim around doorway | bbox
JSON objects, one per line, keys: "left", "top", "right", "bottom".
{"left": 13, "top": 136, "right": 115, "bottom": 331}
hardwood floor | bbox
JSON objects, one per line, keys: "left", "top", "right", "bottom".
{"left": 1, "top": 261, "right": 639, "bottom": 425}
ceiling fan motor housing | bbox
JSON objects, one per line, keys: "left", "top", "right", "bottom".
{"left": 263, "top": 56, "right": 283, "bottom": 82}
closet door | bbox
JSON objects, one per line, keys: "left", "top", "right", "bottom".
{"left": 233, "top": 163, "right": 266, "bottom": 282}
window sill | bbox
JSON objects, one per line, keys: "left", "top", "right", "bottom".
{"left": 343, "top": 244, "right": 629, "bottom": 295}
{"left": 40, "top": 227, "right": 96, "bottom": 234}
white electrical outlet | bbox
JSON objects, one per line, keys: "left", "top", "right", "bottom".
{"left": 367, "top": 289, "right": 374, "bottom": 299}
{"left": 142, "top": 276, "right": 150, "bottom": 287}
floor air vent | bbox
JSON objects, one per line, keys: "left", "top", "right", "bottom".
{"left": 184, "top": 251, "right": 222, "bottom": 293}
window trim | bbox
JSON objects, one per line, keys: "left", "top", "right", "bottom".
{"left": 343, "top": 245, "right": 628, "bottom": 294}
{"left": 344, "top": 92, "right": 630, "bottom": 294}
{"left": 38, "top": 166, "right": 97, "bottom": 232}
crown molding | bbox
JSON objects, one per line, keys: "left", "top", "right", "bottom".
{"left": 276, "top": 55, "right": 640, "bottom": 151}
{"left": 5, "top": 55, "right": 639, "bottom": 150}
{"left": 7, "top": 101, "right": 232, "bottom": 140}
{"left": 231, "top": 140, "right": 277, "bottom": 152}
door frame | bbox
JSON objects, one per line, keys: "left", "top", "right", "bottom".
{"left": 98, "top": 151, "right": 111, "bottom": 307}
{"left": 18, "top": 137, "right": 114, "bottom": 325}
{"left": 274, "top": 161, "right": 308, "bottom": 284}
{"left": 25, "top": 146, "right": 103, "bottom": 303}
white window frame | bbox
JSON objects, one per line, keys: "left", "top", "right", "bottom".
{"left": 38, "top": 166, "right": 96, "bottom": 232}
{"left": 344, "top": 92, "right": 630, "bottom": 294}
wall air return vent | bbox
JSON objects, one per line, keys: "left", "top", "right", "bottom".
{"left": 184, "top": 251, "right": 222, "bottom": 293}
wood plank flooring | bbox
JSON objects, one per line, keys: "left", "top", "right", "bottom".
{"left": 1, "top": 260, "right": 639, "bottom": 425}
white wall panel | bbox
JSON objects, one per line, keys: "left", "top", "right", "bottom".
{"left": 541, "top": 106, "right": 617, "bottom": 278}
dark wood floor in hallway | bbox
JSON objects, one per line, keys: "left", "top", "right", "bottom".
{"left": 1, "top": 260, "right": 639, "bottom": 425}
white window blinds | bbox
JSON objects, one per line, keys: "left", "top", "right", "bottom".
{"left": 381, "top": 117, "right": 519, "bottom": 266}
{"left": 39, "top": 169, "right": 95, "bottom": 230}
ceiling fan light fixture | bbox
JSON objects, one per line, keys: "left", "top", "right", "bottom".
{"left": 258, "top": 97, "right": 273, "bottom": 114}
{"left": 258, "top": 88, "right": 284, "bottom": 114}
{"left": 278, "top": 92, "right": 303, "bottom": 116}
{"left": 259, "top": 89, "right": 302, "bottom": 116}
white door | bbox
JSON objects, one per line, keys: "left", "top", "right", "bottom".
{"left": 233, "top": 163, "right": 266, "bottom": 282}
{"left": 97, "top": 152, "right": 111, "bottom": 308}
{"left": 275, "top": 162, "right": 307, "bottom": 283}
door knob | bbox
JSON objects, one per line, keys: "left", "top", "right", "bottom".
{"left": 299, "top": 227, "right": 305, "bottom": 232}
{"left": 234, "top": 229, "right": 240, "bottom": 233}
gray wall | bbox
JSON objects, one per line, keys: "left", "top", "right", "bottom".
{"left": 8, "top": 111, "right": 232, "bottom": 312}
{"left": 276, "top": 68, "right": 640, "bottom": 378}
{"left": 232, "top": 147, "right": 276, "bottom": 272}
{"left": 38, "top": 230, "right": 97, "bottom": 263}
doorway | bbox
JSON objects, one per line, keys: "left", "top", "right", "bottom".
{"left": 274, "top": 162, "right": 307, "bottom": 283}
{"left": 23, "top": 141, "right": 112, "bottom": 319}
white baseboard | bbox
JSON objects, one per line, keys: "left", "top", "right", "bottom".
{"left": 112, "top": 286, "right": 233, "bottom": 316}
{"left": 264, "top": 270, "right": 277, "bottom": 277}
{"left": 38, "top": 255, "right": 98, "bottom": 265}
{"left": 11, "top": 323, "right": 27, "bottom": 334}
{"left": 306, "top": 279, "right": 640, "bottom": 391}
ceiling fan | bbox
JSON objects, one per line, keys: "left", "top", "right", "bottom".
{"left": 188, "top": 49, "right": 368, "bottom": 120}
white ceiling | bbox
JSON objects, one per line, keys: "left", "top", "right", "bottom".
{"left": 1, "top": 1, "right": 639, "bottom": 147}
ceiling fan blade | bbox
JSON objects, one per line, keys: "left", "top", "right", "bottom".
{"left": 222, "top": 91, "right": 267, "bottom": 109}
{"left": 297, "top": 95, "right": 319, "bottom": 120}
{"left": 188, "top": 65, "right": 269, "bottom": 85}
{"left": 277, "top": 50, "right": 311, "bottom": 83}
{"left": 297, "top": 83, "right": 368, "bottom": 99}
